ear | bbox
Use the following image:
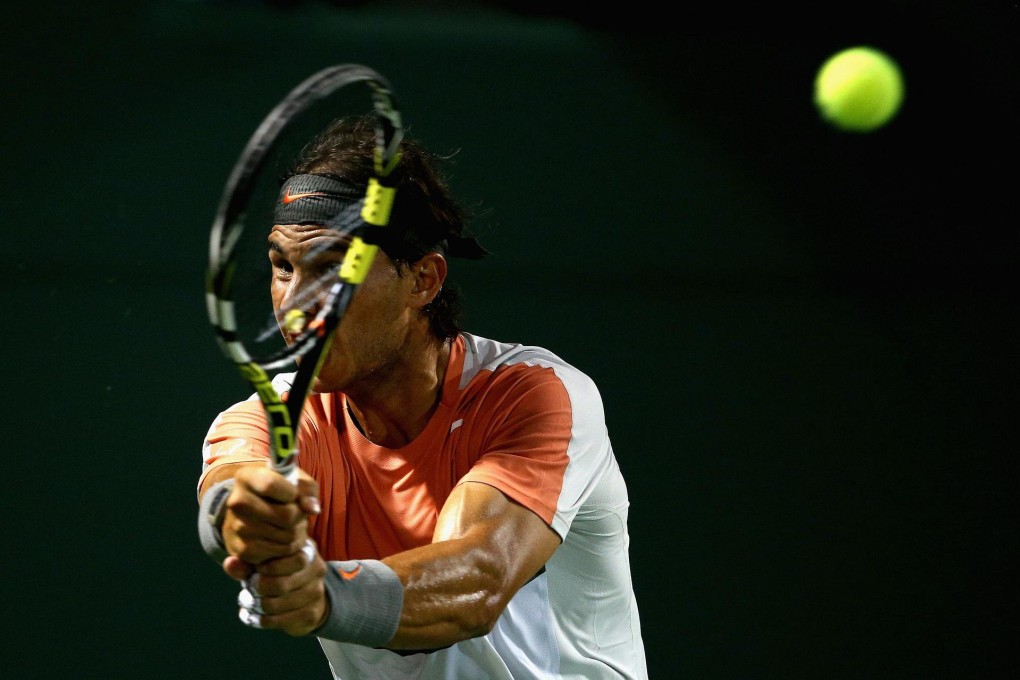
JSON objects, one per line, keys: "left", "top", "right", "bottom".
{"left": 408, "top": 251, "right": 448, "bottom": 310}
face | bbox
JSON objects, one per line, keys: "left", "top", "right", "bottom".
{"left": 268, "top": 223, "right": 418, "bottom": 393}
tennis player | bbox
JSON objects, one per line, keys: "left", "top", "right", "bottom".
{"left": 197, "top": 117, "right": 648, "bottom": 679}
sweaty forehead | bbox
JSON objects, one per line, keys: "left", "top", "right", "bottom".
{"left": 270, "top": 223, "right": 350, "bottom": 252}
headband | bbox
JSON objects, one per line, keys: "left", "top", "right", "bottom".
{"left": 274, "top": 174, "right": 488, "bottom": 260}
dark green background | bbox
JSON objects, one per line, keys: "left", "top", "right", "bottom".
{"left": 2, "top": 2, "right": 1014, "bottom": 678}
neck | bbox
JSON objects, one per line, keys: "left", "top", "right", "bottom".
{"left": 345, "top": 338, "right": 450, "bottom": 448}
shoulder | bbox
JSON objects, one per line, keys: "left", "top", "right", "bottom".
{"left": 460, "top": 333, "right": 597, "bottom": 387}
{"left": 457, "top": 333, "right": 605, "bottom": 421}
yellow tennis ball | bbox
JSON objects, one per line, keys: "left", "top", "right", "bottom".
{"left": 283, "top": 308, "right": 307, "bottom": 333}
{"left": 814, "top": 46, "right": 905, "bottom": 132}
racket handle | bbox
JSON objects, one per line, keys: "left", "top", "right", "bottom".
{"left": 271, "top": 457, "right": 301, "bottom": 486}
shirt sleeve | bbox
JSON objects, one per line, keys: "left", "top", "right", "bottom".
{"left": 197, "top": 398, "right": 272, "bottom": 497}
{"left": 457, "top": 363, "right": 579, "bottom": 538}
{"left": 460, "top": 354, "right": 618, "bottom": 539}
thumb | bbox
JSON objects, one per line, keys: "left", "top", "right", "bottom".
{"left": 295, "top": 471, "right": 321, "bottom": 515}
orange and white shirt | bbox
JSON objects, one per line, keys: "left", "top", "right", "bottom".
{"left": 201, "top": 333, "right": 647, "bottom": 680}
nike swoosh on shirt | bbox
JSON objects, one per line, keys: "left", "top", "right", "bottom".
{"left": 450, "top": 419, "right": 464, "bottom": 433}
{"left": 282, "top": 188, "right": 328, "bottom": 204}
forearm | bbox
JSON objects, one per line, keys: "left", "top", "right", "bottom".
{"left": 378, "top": 482, "right": 558, "bottom": 650}
{"left": 310, "top": 483, "right": 558, "bottom": 650}
{"left": 381, "top": 538, "right": 508, "bottom": 649}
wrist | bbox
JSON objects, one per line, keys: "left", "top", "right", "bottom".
{"left": 313, "top": 559, "right": 403, "bottom": 647}
{"left": 197, "top": 478, "right": 235, "bottom": 563}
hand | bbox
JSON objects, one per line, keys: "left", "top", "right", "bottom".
{"left": 220, "top": 465, "right": 321, "bottom": 566}
{"left": 227, "top": 539, "right": 330, "bottom": 637}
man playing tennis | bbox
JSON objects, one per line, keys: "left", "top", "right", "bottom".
{"left": 197, "top": 117, "right": 648, "bottom": 679}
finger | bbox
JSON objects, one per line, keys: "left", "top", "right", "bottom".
{"left": 222, "top": 483, "right": 311, "bottom": 564}
{"left": 298, "top": 494, "right": 322, "bottom": 515}
{"left": 255, "top": 540, "right": 318, "bottom": 580}
{"left": 244, "top": 574, "right": 327, "bottom": 636}
{"left": 222, "top": 498, "right": 309, "bottom": 557}
{"left": 235, "top": 466, "right": 301, "bottom": 504}
{"left": 222, "top": 522, "right": 308, "bottom": 566}
{"left": 228, "top": 489, "right": 306, "bottom": 532}
{"left": 252, "top": 552, "right": 326, "bottom": 602}
{"left": 294, "top": 472, "right": 321, "bottom": 513}
{"left": 223, "top": 555, "right": 255, "bottom": 581}
{"left": 228, "top": 538, "right": 308, "bottom": 568}
{"left": 226, "top": 511, "right": 308, "bottom": 547}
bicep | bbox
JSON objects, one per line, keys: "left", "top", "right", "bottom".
{"left": 434, "top": 481, "right": 560, "bottom": 588}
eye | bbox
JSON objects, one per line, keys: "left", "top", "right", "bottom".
{"left": 268, "top": 250, "right": 293, "bottom": 278}
{"left": 301, "top": 245, "right": 344, "bottom": 280}
{"left": 319, "top": 260, "right": 342, "bottom": 278}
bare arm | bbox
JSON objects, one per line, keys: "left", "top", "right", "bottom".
{"left": 383, "top": 481, "right": 561, "bottom": 649}
{"left": 214, "top": 471, "right": 558, "bottom": 652}
{"left": 227, "top": 479, "right": 560, "bottom": 648}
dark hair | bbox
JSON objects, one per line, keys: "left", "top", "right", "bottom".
{"left": 287, "top": 116, "right": 476, "bottom": 341}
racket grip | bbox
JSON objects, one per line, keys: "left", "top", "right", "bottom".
{"left": 271, "top": 456, "right": 301, "bottom": 486}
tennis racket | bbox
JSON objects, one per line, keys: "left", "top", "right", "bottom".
{"left": 206, "top": 64, "right": 403, "bottom": 484}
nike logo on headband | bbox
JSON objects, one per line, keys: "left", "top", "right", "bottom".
{"left": 281, "top": 188, "right": 328, "bottom": 204}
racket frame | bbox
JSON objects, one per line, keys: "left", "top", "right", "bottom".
{"left": 206, "top": 64, "right": 402, "bottom": 482}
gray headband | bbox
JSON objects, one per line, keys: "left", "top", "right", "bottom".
{"left": 273, "top": 174, "right": 363, "bottom": 227}
{"left": 274, "top": 174, "right": 488, "bottom": 260}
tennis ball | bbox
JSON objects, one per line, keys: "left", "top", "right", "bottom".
{"left": 283, "top": 308, "right": 307, "bottom": 333}
{"left": 814, "top": 46, "right": 904, "bottom": 132}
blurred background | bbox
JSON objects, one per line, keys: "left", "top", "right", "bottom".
{"left": 1, "top": 1, "right": 1015, "bottom": 678}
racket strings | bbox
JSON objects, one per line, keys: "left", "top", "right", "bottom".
{"left": 211, "top": 66, "right": 401, "bottom": 375}
{"left": 242, "top": 193, "right": 367, "bottom": 363}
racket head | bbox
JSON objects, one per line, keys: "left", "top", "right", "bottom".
{"left": 206, "top": 64, "right": 402, "bottom": 474}
{"left": 209, "top": 65, "right": 400, "bottom": 369}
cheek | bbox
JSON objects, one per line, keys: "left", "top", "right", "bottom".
{"left": 269, "top": 274, "right": 290, "bottom": 302}
{"left": 342, "top": 289, "right": 395, "bottom": 331}
{"left": 355, "top": 266, "right": 407, "bottom": 316}
{"left": 335, "top": 285, "right": 407, "bottom": 349}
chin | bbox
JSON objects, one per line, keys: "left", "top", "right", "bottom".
{"left": 310, "top": 373, "right": 345, "bottom": 395}
{"left": 310, "top": 377, "right": 332, "bottom": 394}
{"left": 310, "top": 353, "right": 350, "bottom": 394}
